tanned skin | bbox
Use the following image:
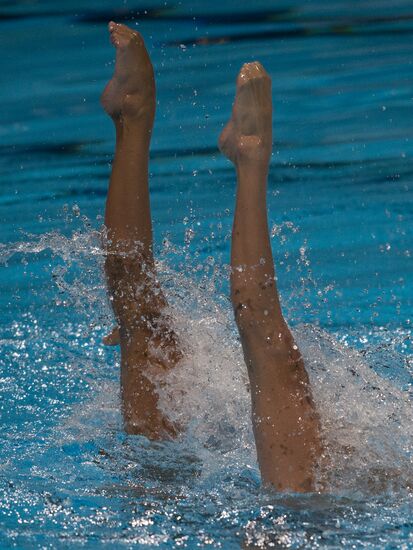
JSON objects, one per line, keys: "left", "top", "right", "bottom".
{"left": 101, "top": 23, "right": 322, "bottom": 491}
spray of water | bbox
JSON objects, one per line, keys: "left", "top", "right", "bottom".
{"left": 1, "top": 216, "right": 412, "bottom": 496}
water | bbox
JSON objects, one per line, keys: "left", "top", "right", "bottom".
{"left": 1, "top": 0, "right": 413, "bottom": 547}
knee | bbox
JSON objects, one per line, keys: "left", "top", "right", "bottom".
{"left": 231, "top": 284, "right": 275, "bottom": 334}
{"left": 231, "top": 286, "right": 256, "bottom": 331}
{"left": 232, "top": 289, "right": 293, "bottom": 346}
{"left": 104, "top": 253, "right": 165, "bottom": 328}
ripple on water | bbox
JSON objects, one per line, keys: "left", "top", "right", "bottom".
{"left": 0, "top": 228, "right": 412, "bottom": 547}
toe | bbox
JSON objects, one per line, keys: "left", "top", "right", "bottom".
{"left": 110, "top": 31, "right": 121, "bottom": 47}
{"left": 252, "top": 61, "right": 270, "bottom": 80}
{"left": 111, "top": 24, "right": 143, "bottom": 49}
{"left": 110, "top": 29, "right": 131, "bottom": 50}
{"left": 108, "top": 21, "right": 144, "bottom": 50}
{"left": 115, "top": 23, "right": 142, "bottom": 40}
{"left": 237, "top": 63, "right": 257, "bottom": 87}
{"left": 237, "top": 61, "right": 269, "bottom": 87}
{"left": 114, "top": 22, "right": 130, "bottom": 33}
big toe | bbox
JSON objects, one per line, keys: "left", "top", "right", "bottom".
{"left": 113, "top": 22, "right": 142, "bottom": 41}
{"left": 108, "top": 21, "right": 142, "bottom": 48}
{"left": 114, "top": 22, "right": 135, "bottom": 34}
{"left": 237, "top": 61, "right": 269, "bottom": 87}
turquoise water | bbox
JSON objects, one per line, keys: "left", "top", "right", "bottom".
{"left": 1, "top": 0, "right": 413, "bottom": 547}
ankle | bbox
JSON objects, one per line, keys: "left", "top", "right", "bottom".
{"left": 233, "top": 137, "right": 271, "bottom": 176}
{"left": 236, "top": 135, "right": 271, "bottom": 163}
{"left": 108, "top": 90, "right": 155, "bottom": 126}
{"left": 114, "top": 108, "right": 155, "bottom": 138}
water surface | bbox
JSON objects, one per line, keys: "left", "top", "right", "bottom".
{"left": 1, "top": 0, "right": 413, "bottom": 547}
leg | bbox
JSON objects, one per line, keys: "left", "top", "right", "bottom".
{"left": 101, "top": 22, "right": 181, "bottom": 439}
{"left": 219, "top": 63, "right": 322, "bottom": 492}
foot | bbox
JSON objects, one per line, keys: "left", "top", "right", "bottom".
{"left": 102, "top": 326, "right": 120, "bottom": 346}
{"left": 219, "top": 62, "right": 272, "bottom": 164}
{"left": 101, "top": 22, "right": 155, "bottom": 123}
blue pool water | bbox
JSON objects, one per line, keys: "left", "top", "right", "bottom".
{"left": 1, "top": 0, "right": 413, "bottom": 547}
